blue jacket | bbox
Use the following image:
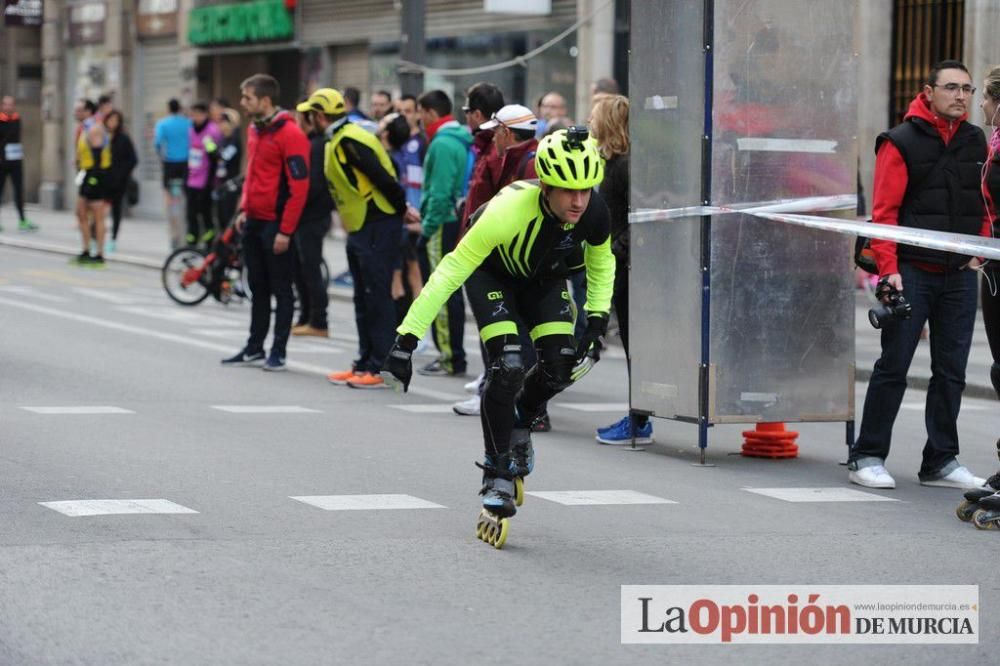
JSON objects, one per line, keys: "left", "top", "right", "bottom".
{"left": 154, "top": 114, "right": 192, "bottom": 163}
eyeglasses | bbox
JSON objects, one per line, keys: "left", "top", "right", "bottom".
{"left": 461, "top": 105, "right": 473, "bottom": 114}
{"left": 933, "top": 83, "right": 976, "bottom": 96}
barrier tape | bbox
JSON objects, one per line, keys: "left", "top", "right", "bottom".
{"left": 630, "top": 194, "right": 1000, "bottom": 262}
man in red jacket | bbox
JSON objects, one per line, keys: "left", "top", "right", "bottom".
{"left": 850, "top": 60, "right": 989, "bottom": 490}
{"left": 222, "top": 73, "right": 310, "bottom": 372}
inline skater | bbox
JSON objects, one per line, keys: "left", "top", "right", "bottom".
{"left": 384, "top": 128, "right": 614, "bottom": 547}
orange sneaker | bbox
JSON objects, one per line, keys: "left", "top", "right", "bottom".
{"left": 327, "top": 369, "right": 357, "bottom": 385}
{"left": 346, "top": 372, "right": 388, "bottom": 389}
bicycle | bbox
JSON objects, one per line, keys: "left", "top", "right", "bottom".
{"left": 162, "top": 222, "right": 331, "bottom": 307}
{"left": 161, "top": 222, "right": 247, "bottom": 306}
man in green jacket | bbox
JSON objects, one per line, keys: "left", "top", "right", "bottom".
{"left": 415, "top": 90, "right": 471, "bottom": 377}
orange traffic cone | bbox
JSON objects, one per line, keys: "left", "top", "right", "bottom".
{"left": 741, "top": 422, "right": 799, "bottom": 459}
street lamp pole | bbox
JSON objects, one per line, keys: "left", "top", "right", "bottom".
{"left": 400, "top": 0, "right": 426, "bottom": 97}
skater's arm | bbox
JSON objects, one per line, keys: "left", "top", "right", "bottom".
{"left": 396, "top": 206, "right": 505, "bottom": 338}
{"left": 582, "top": 193, "right": 615, "bottom": 316}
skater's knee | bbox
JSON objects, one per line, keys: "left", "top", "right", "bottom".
{"left": 486, "top": 344, "right": 524, "bottom": 397}
{"left": 537, "top": 339, "right": 576, "bottom": 392}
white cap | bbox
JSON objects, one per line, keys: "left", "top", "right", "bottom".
{"left": 479, "top": 104, "right": 538, "bottom": 131}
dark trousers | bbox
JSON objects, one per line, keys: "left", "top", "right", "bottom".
{"left": 186, "top": 186, "right": 215, "bottom": 242}
{"left": 981, "top": 268, "right": 1000, "bottom": 367}
{"left": 108, "top": 188, "right": 125, "bottom": 240}
{"left": 294, "top": 217, "right": 331, "bottom": 329}
{"left": 347, "top": 216, "right": 402, "bottom": 373}
{"left": 0, "top": 160, "right": 25, "bottom": 220}
{"left": 243, "top": 219, "right": 295, "bottom": 358}
{"left": 423, "top": 221, "right": 467, "bottom": 373}
{"left": 851, "top": 262, "right": 978, "bottom": 477}
{"left": 612, "top": 252, "right": 648, "bottom": 427}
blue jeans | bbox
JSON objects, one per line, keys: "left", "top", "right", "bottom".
{"left": 851, "top": 262, "right": 978, "bottom": 478}
{"left": 346, "top": 216, "right": 402, "bottom": 373}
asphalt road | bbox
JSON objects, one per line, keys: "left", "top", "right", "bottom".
{"left": 1, "top": 246, "right": 997, "bottom": 664}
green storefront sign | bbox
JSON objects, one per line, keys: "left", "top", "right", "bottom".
{"left": 188, "top": 0, "right": 294, "bottom": 46}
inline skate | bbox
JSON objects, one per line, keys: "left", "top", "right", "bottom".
{"left": 972, "top": 492, "right": 1000, "bottom": 530}
{"left": 476, "top": 456, "right": 515, "bottom": 549}
{"left": 956, "top": 439, "right": 1000, "bottom": 522}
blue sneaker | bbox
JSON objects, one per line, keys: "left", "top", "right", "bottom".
{"left": 596, "top": 415, "right": 630, "bottom": 437}
{"left": 262, "top": 351, "right": 287, "bottom": 372}
{"left": 596, "top": 416, "right": 653, "bottom": 445}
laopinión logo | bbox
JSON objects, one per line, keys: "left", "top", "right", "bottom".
{"left": 621, "top": 585, "right": 978, "bottom": 645}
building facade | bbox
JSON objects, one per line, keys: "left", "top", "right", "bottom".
{"left": 26, "top": 0, "right": 619, "bottom": 217}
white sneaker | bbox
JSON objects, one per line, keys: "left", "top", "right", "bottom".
{"left": 920, "top": 466, "right": 986, "bottom": 489}
{"left": 464, "top": 373, "right": 484, "bottom": 394}
{"left": 452, "top": 395, "right": 480, "bottom": 416}
{"left": 849, "top": 465, "right": 896, "bottom": 489}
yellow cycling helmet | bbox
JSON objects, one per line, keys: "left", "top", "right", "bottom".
{"left": 296, "top": 88, "right": 346, "bottom": 115}
{"left": 535, "top": 127, "right": 605, "bottom": 190}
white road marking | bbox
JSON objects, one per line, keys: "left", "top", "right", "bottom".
{"left": 0, "top": 285, "right": 68, "bottom": 302}
{"left": 39, "top": 499, "right": 199, "bottom": 516}
{"left": 117, "top": 305, "right": 237, "bottom": 326}
{"left": 743, "top": 487, "right": 898, "bottom": 503}
{"left": 72, "top": 287, "right": 155, "bottom": 305}
{"left": 21, "top": 406, "right": 134, "bottom": 415}
{"left": 290, "top": 494, "right": 445, "bottom": 511}
{"left": 0, "top": 297, "right": 462, "bottom": 402}
{"left": 211, "top": 405, "right": 321, "bottom": 414}
{"left": 525, "top": 490, "right": 677, "bottom": 506}
{"left": 389, "top": 404, "right": 457, "bottom": 413}
{"left": 555, "top": 402, "right": 629, "bottom": 412}
{"left": 901, "top": 401, "right": 988, "bottom": 411}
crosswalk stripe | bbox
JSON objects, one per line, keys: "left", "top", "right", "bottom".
{"left": 0, "top": 285, "right": 68, "bottom": 302}
{"left": 389, "top": 404, "right": 457, "bottom": 413}
{"left": 21, "top": 406, "right": 134, "bottom": 414}
{"left": 525, "top": 490, "right": 677, "bottom": 506}
{"left": 290, "top": 494, "right": 446, "bottom": 511}
{"left": 555, "top": 402, "right": 628, "bottom": 412}
{"left": 743, "top": 487, "right": 898, "bottom": 502}
{"left": 39, "top": 499, "right": 199, "bottom": 516}
{"left": 211, "top": 405, "right": 321, "bottom": 414}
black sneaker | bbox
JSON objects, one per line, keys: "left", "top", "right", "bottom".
{"left": 75, "top": 251, "right": 92, "bottom": 264}
{"left": 89, "top": 255, "right": 106, "bottom": 268}
{"left": 530, "top": 411, "right": 552, "bottom": 433}
{"left": 262, "top": 352, "right": 287, "bottom": 372}
{"left": 221, "top": 348, "right": 266, "bottom": 367}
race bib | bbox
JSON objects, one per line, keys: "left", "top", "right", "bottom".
{"left": 188, "top": 148, "right": 204, "bottom": 169}
{"left": 4, "top": 143, "right": 23, "bottom": 161}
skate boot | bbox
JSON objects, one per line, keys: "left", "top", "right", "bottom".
{"left": 476, "top": 457, "right": 515, "bottom": 549}
{"left": 958, "top": 440, "right": 1000, "bottom": 521}
{"left": 509, "top": 407, "right": 537, "bottom": 507}
{"left": 971, "top": 492, "right": 1000, "bottom": 530}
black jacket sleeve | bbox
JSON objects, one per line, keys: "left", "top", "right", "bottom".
{"left": 340, "top": 137, "right": 407, "bottom": 214}
{"left": 600, "top": 154, "right": 629, "bottom": 254}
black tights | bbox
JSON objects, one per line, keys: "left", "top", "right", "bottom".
{"left": 481, "top": 334, "right": 574, "bottom": 459}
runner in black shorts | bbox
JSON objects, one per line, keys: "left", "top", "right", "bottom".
{"left": 386, "top": 128, "right": 614, "bottom": 539}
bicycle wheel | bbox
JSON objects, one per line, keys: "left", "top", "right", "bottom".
{"left": 162, "top": 247, "right": 211, "bottom": 306}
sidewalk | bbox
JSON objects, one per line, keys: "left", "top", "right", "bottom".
{"left": 2, "top": 203, "right": 997, "bottom": 397}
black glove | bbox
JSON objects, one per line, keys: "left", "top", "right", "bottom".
{"left": 575, "top": 313, "right": 609, "bottom": 362}
{"left": 384, "top": 333, "right": 419, "bottom": 392}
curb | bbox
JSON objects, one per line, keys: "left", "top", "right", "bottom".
{"left": 855, "top": 368, "right": 997, "bottom": 402}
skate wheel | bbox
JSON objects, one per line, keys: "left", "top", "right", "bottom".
{"left": 956, "top": 501, "right": 977, "bottom": 522}
{"left": 972, "top": 509, "right": 999, "bottom": 530}
{"left": 491, "top": 518, "right": 509, "bottom": 549}
{"left": 514, "top": 477, "right": 524, "bottom": 507}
